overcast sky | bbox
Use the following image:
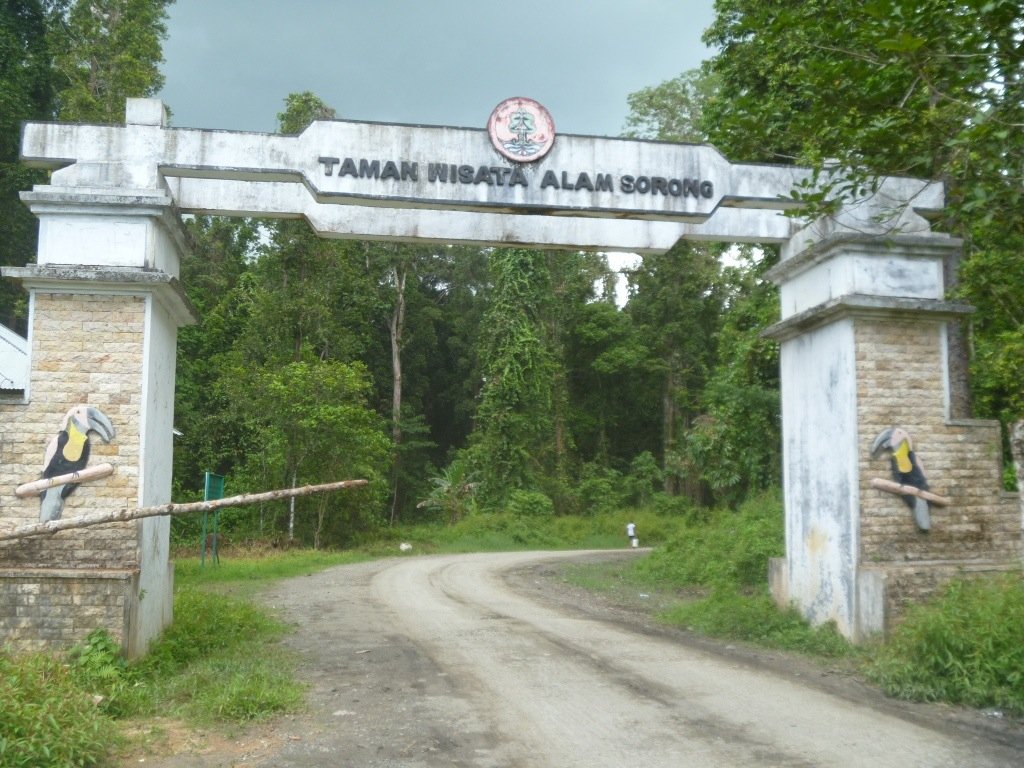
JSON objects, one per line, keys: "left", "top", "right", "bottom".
{"left": 157, "top": 0, "right": 717, "bottom": 137}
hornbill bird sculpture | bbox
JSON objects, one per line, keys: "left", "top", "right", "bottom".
{"left": 38, "top": 405, "right": 116, "bottom": 522}
{"left": 870, "top": 426, "right": 931, "bottom": 532}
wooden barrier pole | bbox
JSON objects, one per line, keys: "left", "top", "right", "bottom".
{"left": 0, "top": 478, "right": 368, "bottom": 542}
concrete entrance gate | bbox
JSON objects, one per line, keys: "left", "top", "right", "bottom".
{"left": 0, "top": 98, "right": 1019, "bottom": 655}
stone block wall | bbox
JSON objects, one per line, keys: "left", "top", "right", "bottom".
{"left": 868, "top": 561, "right": 1021, "bottom": 621}
{"left": 0, "top": 569, "right": 136, "bottom": 652}
{"left": 855, "top": 315, "right": 1021, "bottom": 627}
{"left": 0, "top": 290, "right": 146, "bottom": 652}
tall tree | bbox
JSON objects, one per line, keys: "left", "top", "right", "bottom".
{"left": 0, "top": 0, "right": 54, "bottom": 331}
{"left": 48, "top": 0, "right": 172, "bottom": 123}
{"left": 1, "top": 0, "right": 172, "bottom": 330}
{"left": 626, "top": 243, "right": 726, "bottom": 498}
{"left": 418, "top": 245, "right": 491, "bottom": 459}
{"left": 223, "top": 359, "right": 389, "bottom": 546}
{"left": 623, "top": 69, "right": 718, "bottom": 143}
{"left": 543, "top": 251, "right": 608, "bottom": 479}
{"left": 701, "top": 0, "right": 1024, "bottom": 451}
{"left": 365, "top": 243, "right": 441, "bottom": 524}
{"left": 238, "top": 92, "right": 377, "bottom": 368}
{"left": 702, "top": 0, "right": 1022, "bottom": 191}
{"left": 469, "top": 248, "right": 557, "bottom": 508}
{"left": 564, "top": 294, "right": 661, "bottom": 467}
{"left": 172, "top": 216, "right": 259, "bottom": 497}
{"left": 683, "top": 248, "right": 781, "bottom": 505}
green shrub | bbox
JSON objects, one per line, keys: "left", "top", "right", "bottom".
{"left": 549, "top": 514, "right": 593, "bottom": 544}
{"left": 447, "top": 511, "right": 560, "bottom": 549}
{"left": 632, "top": 488, "right": 783, "bottom": 590}
{"left": 577, "top": 463, "right": 625, "bottom": 515}
{"left": 651, "top": 491, "right": 702, "bottom": 520}
{"left": 507, "top": 489, "right": 555, "bottom": 517}
{"left": 67, "top": 629, "right": 139, "bottom": 718}
{"left": 0, "top": 649, "right": 117, "bottom": 768}
{"left": 624, "top": 451, "right": 663, "bottom": 507}
{"left": 866, "top": 573, "right": 1024, "bottom": 714}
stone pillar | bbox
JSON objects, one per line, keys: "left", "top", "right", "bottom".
{"left": 764, "top": 228, "right": 1020, "bottom": 641}
{"left": 0, "top": 100, "right": 195, "bottom": 657}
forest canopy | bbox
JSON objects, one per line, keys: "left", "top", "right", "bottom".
{"left": 1, "top": 0, "right": 1019, "bottom": 547}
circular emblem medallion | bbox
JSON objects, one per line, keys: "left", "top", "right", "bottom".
{"left": 487, "top": 97, "right": 556, "bottom": 162}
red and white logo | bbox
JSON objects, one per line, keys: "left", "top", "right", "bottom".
{"left": 487, "top": 97, "right": 556, "bottom": 162}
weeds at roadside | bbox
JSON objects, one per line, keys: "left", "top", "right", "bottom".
{"left": 1, "top": 552, "right": 320, "bottom": 768}
{"left": 0, "top": 648, "right": 118, "bottom": 768}
{"left": 659, "top": 589, "right": 854, "bottom": 658}
{"left": 866, "top": 573, "right": 1024, "bottom": 715}
{"left": 563, "top": 490, "right": 1024, "bottom": 715}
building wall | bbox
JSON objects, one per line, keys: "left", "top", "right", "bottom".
{"left": 855, "top": 316, "right": 1020, "bottom": 626}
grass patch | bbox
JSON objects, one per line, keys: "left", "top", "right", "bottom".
{"left": 659, "top": 588, "right": 854, "bottom": 658}
{"left": 865, "top": 573, "right": 1024, "bottom": 714}
{"left": 370, "top": 508, "right": 687, "bottom": 555}
{"left": 0, "top": 649, "right": 118, "bottom": 768}
{"left": 631, "top": 489, "right": 784, "bottom": 590}
{"left": 173, "top": 548, "right": 369, "bottom": 597}
{"left": 562, "top": 490, "right": 857, "bottom": 659}
{"left": 49, "top": 587, "right": 305, "bottom": 765}
{"left": 562, "top": 559, "right": 853, "bottom": 659}
{"left": 0, "top": 549, "right": 346, "bottom": 768}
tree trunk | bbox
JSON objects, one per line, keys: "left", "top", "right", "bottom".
{"left": 389, "top": 264, "right": 407, "bottom": 525}
{"left": 662, "top": 367, "right": 679, "bottom": 495}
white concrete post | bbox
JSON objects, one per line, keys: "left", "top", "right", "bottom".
{"left": 0, "top": 100, "right": 195, "bottom": 656}
{"left": 764, "top": 220, "right": 1017, "bottom": 640}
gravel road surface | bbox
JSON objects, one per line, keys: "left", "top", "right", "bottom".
{"left": 132, "top": 550, "right": 1024, "bottom": 767}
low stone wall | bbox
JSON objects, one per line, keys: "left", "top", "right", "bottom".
{"left": 863, "top": 561, "right": 1022, "bottom": 629}
{"left": 0, "top": 568, "right": 138, "bottom": 653}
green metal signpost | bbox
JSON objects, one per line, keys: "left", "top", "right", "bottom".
{"left": 200, "top": 472, "right": 225, "bottom": 566}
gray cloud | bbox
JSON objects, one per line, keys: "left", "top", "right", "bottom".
{"left": 158, "top": 0, "right": 715, "bottom": 136}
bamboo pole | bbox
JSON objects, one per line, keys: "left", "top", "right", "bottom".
{"left": 870, "top": 477, "right": 951, "bottom": 507}
{"left": 0, "top": 478, "right": 368, "bottom": 542}
{"left": 14, "top": 463, "right": 116, "bottom": 498}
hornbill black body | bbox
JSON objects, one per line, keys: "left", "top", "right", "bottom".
{"left": 871, "top": 426, "right": 931, "bottom": 532}
{"left": 38, "top": 405, "right": 116, "bottom": 522}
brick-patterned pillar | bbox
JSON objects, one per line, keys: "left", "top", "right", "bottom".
{"left": 0, "top": 102, "right": 194, "bottom": 656}
{"left": 764, "top": 231, "right": 1020, "bottom": 641}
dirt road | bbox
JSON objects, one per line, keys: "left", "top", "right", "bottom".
{"left": 136, "top": 550, "right": 1024, "bottom": 767}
